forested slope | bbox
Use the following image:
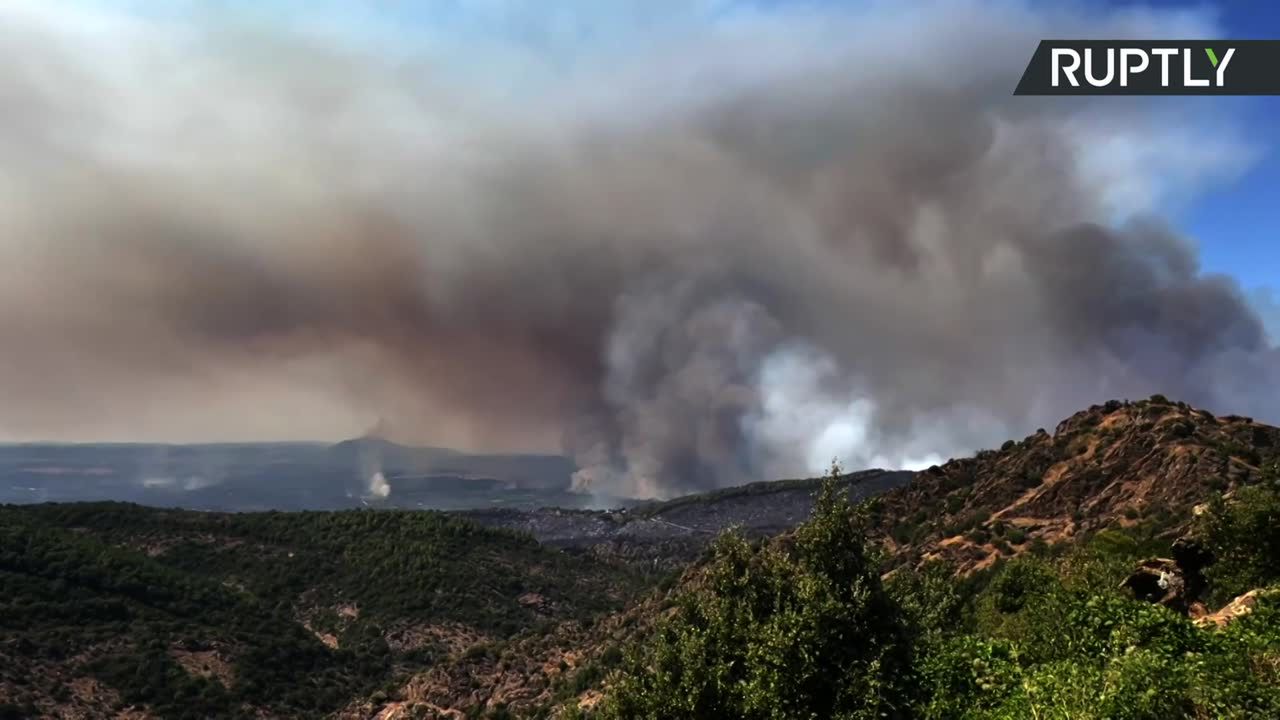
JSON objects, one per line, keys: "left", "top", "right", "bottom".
{"left": 0, "top": 505, "right": 653, "bottom": 719}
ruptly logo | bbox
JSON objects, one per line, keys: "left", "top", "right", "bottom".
{"left": 1015, "top": 40, "right": 1280, "bottom": 95}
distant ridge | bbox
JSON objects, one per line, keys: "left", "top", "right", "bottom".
{"left": 0, "top": 437, "right": 578, "bottom": 509}
{"left": 327, "top": 435, "right": 575, "bottom": 491}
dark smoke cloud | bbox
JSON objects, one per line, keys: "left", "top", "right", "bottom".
{"left": 0, "top": 2, "right": 1273, "bottom": 498}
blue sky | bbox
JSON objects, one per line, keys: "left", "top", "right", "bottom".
{"left": 1123, "top": 1, "right": 1278, "bottom": 292}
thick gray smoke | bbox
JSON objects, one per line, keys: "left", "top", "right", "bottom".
{"left": 0, "top": 2, "right": 1275, "bottom": 498}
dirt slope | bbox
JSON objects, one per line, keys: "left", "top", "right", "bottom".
{"left": 873, "top": 396, "right": 1279, "bottom": 573}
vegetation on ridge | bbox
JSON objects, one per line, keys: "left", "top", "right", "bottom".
{"left": 593, "top": 474, "right": 913, "bottom": 719}
{"left": 581, "top": 454, "right": 1280, "bottom": 719}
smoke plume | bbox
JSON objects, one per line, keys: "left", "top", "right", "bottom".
{"left": 367, "top": 472, "right": 392, "bottom": 500}
{"left": 0, "top": 2, "right": 1275, "bottom": 498}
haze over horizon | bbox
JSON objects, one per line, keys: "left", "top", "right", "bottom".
{"left": 1, "top": 0, "right": 1277, "bottom": 498}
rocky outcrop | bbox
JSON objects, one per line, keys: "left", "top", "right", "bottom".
{"left": 874, "top": 398, "right": 1280, "bottom": 573}
{"left": 1118, "top": 531, "right": 1274, "bottom": 630}
{"left": 1120, "top": 533, "right": 1216, "bottom": 614}
{"left": 1122, "top": 558, "right": 1190, "bottom": 612}
{"left": 1194, "top": 589, "right": 1272, "bottom": 629}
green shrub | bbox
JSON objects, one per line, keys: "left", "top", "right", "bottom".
{"left": 887, "top": 562, "right": 968, "bottom": 642}
{"left": 985, "top": 559, "right": 1056, "bottom": 615}
{"left": 1199, "top": 485, "right": 1280, "bottom": 603}
{"left": 914, "top": 636, "right": 1021, "bottom": 719}
{"left": 598, "top": 469, "right": 914, "bottom": 719}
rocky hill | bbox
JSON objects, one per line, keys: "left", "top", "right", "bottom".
{"left": 870, "top": 396, "right": 1280, "bottom": 574}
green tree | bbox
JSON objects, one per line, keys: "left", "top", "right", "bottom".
{"left": 1199, "top": 479, "right": 1280, "bottom": 603}
{"left": 598, "top": 463, "right": 914, "bottom": 720}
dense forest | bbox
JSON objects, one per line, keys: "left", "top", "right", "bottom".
{"left": 0, "top": 505, "right": 655, "bottom": 718}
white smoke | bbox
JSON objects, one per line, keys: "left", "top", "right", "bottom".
{"left": 747, "top": 345, "right": 947, "bottom": 476}
{"left": 367, "top": 471, "right": 391, "bottom": 499}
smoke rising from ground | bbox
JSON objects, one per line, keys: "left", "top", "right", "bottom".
{"left": 367, "top": 472, "right": 392, "bottom": 500}
{"left": 0, "top": 2, "right": 1275, "bottom": 498}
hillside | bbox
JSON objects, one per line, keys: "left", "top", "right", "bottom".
{"left": 583, "top": 460, "right": 1280, "bottom": 720}
{"left": 2, "top": 397, "right": 1279, "bottom": 718}
{"left": 870, "top": 397, "right": 1279, "bottom": 573}
{"left": 551, "top": 397, "right": 1280, "bottom": 718}
{"left": 462, "top": 469, "right": 912, "bottom": 568}
{"left": 0, "top": 505, "right": 656, "bottom": 719}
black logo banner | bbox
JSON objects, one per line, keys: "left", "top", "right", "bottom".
{"left": 1015, "top": 40, "right": 1280, "bottom": 95}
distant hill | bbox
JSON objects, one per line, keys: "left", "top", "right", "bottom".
{"left": 0, "top": 439, "right": 580, "bottom": 511}
{"left": 462, "top": 469, "right": 913, "bottom": 566}
{"left": 328, "top": 436, "right": 576, "bottom": 491}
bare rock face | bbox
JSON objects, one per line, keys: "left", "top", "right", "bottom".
{"left": 1122, "top": 558, "right": 1189, "bottom": 612}
{"left": 1195, "top": 589, "right": 1271, "bottom": 629}
{"left": 874, "top": 398, "right": 1280, "bottom": 574}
